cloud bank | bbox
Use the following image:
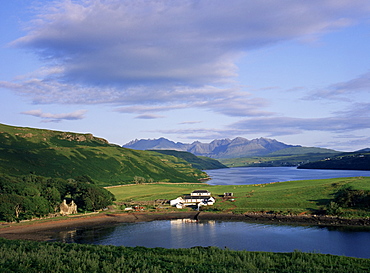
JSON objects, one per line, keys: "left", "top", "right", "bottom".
{"left": 21, "top": 109, "right": 87, "bottom": 122}
{"left": 1, "top": 0, "right": 369, "bottom": 143}
{"left": 5, "top": 0, "right": 369, "bottom": 115}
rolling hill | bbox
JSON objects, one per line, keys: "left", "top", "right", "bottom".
{"left": 298, "top": 150, "right": 370, "bottom": 171}
{"left": 150, "top": 150, "right": 227, "bottom": 170}
{"left": 0, "top": 123, "right": 209, "bottom": 186}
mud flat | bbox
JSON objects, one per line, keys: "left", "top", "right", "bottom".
{"left": 198, "top": 212, "right": 370, "bottom": 227}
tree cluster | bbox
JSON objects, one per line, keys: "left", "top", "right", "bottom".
{"left": 326, "top": 186, "right": 370, "bottom": 215}
{"left": 0, "top": 174, "right": 115, "bottom": 222}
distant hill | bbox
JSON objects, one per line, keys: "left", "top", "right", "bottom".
{"left": 298, "top": 151, "right": 370, "bottom": 171}
{"left": 151, "top": 150, "right": 227, "bottom": 170}
{"left": 0, "top": 123, "right": 208, "bottom": 185}
{"left": 267, "top": 146, "right": 339, "bottom": 156}
{"left": 355, "top": 148, "right": 370, "bottom": 153}
{"left": 124, "top": 137, "right": 338, "bottom": 159}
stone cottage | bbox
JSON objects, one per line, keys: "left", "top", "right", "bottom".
{"left": 59, "top": 199, "right": 77, "bottom": 216}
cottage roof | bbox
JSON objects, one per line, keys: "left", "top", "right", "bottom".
{"left": 192, "top": 190, "right": 210, "bottom": 193}
{"left": 184, "top": 195, "right": 211, "bottom": 200}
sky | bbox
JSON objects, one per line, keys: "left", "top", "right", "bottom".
{"left": 1, "top": 0, "right": 370, "bottom": 151}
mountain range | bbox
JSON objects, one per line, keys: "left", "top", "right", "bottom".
{"left": 123, "top": 137, "right": 338, "bottom": 158}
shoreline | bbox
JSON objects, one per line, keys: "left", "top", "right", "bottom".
{"left": 0, "top": 211, "right": 369, "bottom": 242}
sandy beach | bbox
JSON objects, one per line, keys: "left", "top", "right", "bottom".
{"left": 0, "top": 211, "right": 369, "bottom": 242}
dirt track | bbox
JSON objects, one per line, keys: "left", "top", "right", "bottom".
{"left": 0, "top": 212, "right": 198, "bottom": 241}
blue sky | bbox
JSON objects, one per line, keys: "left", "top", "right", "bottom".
{"left": 1, "top": 0, "right": 370, "bottom": 151}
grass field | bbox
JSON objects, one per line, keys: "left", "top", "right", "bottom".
{"left": 107, "top": 176, "right": 370, "bottom": 216}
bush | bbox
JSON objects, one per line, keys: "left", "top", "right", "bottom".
{"left": 334, "top": 186, "right": 370, "bottom": 209}
{"left": 325, "top": 201, "right": 342, "bottom": 216}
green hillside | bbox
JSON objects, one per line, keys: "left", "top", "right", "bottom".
{"left": 267, "top": 146, "right": 339, "bottom": 156}
{"left": 298, "top": 151, "right": 370, "bottom": 171}
{"left": 150, "top": 150, "right": 227, "bottom": 170}
{"left": 0, "top": 124, "right": 208, "bottom": 186}
{"left": 220, "top": 153, "right": 339, "bottom": 168}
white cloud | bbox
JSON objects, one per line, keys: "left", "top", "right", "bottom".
{"left": 21, "top": 109, "right": 87, "bottom": 122}
{"left": 229, "top": 116, "right": 370, "bottom": 136}
{"left": 306, "top": 72, "right": 370, "bottom": 100}
{"left": 179, "top": 121, "right": 202, "bottom": 125}
{"left": 4, "top": 0, "right": 369, "bottom": 117}
{"left": 135, "top": 114, "right": 164, "bottom": 119}
{"left": 333, "top": 102, "right": 370, "bottom": 118}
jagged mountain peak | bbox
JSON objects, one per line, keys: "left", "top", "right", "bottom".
{"left": 123, "top": 137, "right": 298, "bottom": 158}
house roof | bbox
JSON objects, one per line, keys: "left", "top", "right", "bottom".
{"left": 184, "top": 196, "right": 212, "bottom": 200}
{"left": 192, "top": 190, "right": 210, "bottom": 193}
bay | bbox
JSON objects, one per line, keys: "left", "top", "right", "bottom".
{"left": 54, "top": 219, "right": 370, "bottom": 258}
{"left": 205, "top": 167, "right": 370, "bottom": 185}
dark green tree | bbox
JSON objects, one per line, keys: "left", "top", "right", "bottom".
{"left": 72, "top": 183, "right": 115, "bottom": 211}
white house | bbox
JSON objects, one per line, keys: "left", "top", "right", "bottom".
{"left": 184, "top": 196, "right": 215, "bottom": 206}
{"left": 170, "top": 190, "right": 215, "bottom": 209}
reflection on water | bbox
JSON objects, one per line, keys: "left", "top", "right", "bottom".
{"left": 51, "top": 220, "right": 370, "bottom": 259}
{"left": 54, "top": 225, "right": 118, "bottom": 244}
{"left": 57, "top": 229, "right": 77, "bottom": 243}
{"left": 205, "top": 167, "right": 370, "bottom": 185}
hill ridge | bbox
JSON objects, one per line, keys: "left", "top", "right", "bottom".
{"left": 0, "top": 123, "right": 208, "bottom": 185}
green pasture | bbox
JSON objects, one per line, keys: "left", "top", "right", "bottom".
{"left": 108, "top": 176, "right": 370, "bottom": 216}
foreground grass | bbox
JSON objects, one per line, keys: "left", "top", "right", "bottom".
{"left": 108, "top": 177, "right": 370, "bottom": 216}
{"left": 0, "top": 238, "right": 369, "bottom": 272}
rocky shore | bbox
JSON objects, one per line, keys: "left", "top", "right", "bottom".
{"left": 198, "top": 212, "right": 370, "bottom": 227}
{"left": 0, "top": 211, "right": 369, "bottom": 242}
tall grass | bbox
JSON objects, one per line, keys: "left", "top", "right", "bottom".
{"left": 0, "top": 238, "right": 369, "bottom": 272}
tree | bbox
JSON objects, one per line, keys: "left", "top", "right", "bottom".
{"left": 72, "top": 183, "right": 115, "bottom": 211}
{"left": 43, "top": 187, "right": 62, "bottom": 212}
{"left": 0, "top": 194, "right": 26, "bottom": 222}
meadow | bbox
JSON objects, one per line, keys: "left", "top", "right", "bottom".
{"left": 108, "top": 176, "right": 370, "bottom": 216}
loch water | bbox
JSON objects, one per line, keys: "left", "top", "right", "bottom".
{"left": 52, "top": 167, "right": 370, "bottom": 258}
{"left": 54, "top": 219, "right": 370, "bottom": 258}
{"left": 205, "top": 166, "right": 370, "bottom": 185}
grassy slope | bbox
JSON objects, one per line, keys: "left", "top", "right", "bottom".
{"left": 220, "top": 146, "right": 340, "bottom": 167}
{"left": 150, "top": 150, "right": 227, "bottom": 170}
{"left": 220, "top": 153, "right": 339, "bottom": 167}
{"left": 0, "top": 123, "right": 207, "bottom": 186}
{"left": 108, "top": 176, "right": 370, "bottom": 216}
{"left": 1, "top": 239, "right": 369, "bottom": 272}
{"left": 298, "top": 152, "right": 370, "bottom": 171}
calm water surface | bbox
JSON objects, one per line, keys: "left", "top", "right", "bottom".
{"left": 206, "top": 167, "right": 370, "bottom": 185}
{"left": 54, "top": 220, "right": 370, "bottom": 258}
